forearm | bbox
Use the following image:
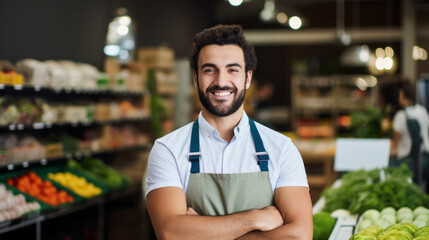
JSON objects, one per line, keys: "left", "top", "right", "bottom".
{"left": 236, "top": 221, "right": 312, "bottom": 240}
{"left": 153, "top": 209, "right": 262, "bottom": 240}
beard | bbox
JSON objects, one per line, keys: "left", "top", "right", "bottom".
{"left": 197, "top": 79, "right": 247, "bottom": 117}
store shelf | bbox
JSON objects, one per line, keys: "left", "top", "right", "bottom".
{"left": 0, "top": 143, "right": 152, "bottom": 172}
{"left": 0, "top": 183, "right": 144, "bottom": 235}
{"left": 0, "top": 84, "right": 146, "bottom": 97}
{"left": 291, "top": 74, "right": 379, "bottom": 137}
{"left": 0, "top": 117, "right": 150, "bottom": 132}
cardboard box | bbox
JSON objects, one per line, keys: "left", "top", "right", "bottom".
{"left": 138, "top": 47, "right": 175, "bottom": 69}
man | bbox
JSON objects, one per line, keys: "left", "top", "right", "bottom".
{"left": 145, "top": 24, "right": 312, "bottom": 239}
{"left": 392, "top": 79, "right": 429, "bottom": 187}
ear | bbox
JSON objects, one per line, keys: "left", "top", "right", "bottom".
{"left": 245, "top": 71, "right": 253, "bottom": 90}
{"left": 192, "top": 70, "right": 198, "bottom": 88}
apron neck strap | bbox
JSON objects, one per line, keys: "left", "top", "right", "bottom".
{"left": 189, "top": 119, "right": 201, "bottom": 173}
{"left": 189, "top": 117, "right": 270, "bottom": 173}
{"left": 249, "top": 118, "right": 269, "bottom": 171}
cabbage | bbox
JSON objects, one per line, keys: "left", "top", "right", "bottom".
{"left": 413, "top": 220, "right": 427, "bottom": 228}
{"left": 380, "top": 213, "right": 396, "bottom": 224}
{"left": 414, "top": 206, "right": 429, "bottom": 216}
{"left": 414, "top": 226, "right": 429, "bottom": 236}
{"left": 357, "top": 219, "right": 373, "bottom": 232}
{"left": 375, "top": 218, "right": 394, "bottom": 229}
{"left": 349, "top": 234, "right": 378, "bottom": 240}
{"left": 331, "top": 209, "right": 351, "bottom": 218}
{"left": 384, "top": 223, "right": 417, "bottom": 235}
{"left": 362, "top": 209, "right": 380, "bottom": 222}
{"left": 397, "top": 212, "right": 414, "bottom": 222}
{"left": 415, "top": 214, "right": 429, "bottom": 222}
{"left": 381, "top": 207, "right": 396, "bottom": 216}
{"left": 360, "top": 225, "right": 383, "bottom": 235}
{"left": 397, "top": 207, "right": 413, "bottom": 216}
{"left": 378, "top": 230, "right": 413, "bottom": 240}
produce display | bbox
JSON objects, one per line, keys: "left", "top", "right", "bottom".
{"left": 356, "top": 207, "right": 429, "bottom": 232}
{"left": 0, "top": 183, "right": 40, "bottom": 223}
{"left": 321, "top": 165, "right": 429, "bottom": 215}
{"left": 349, "top": 223, "right": 429, "bottom": 240}
{"left": 6, "top": 171, "right": 74, "bottom": 206}
{"left": 313, "top": 211, "right": 337, "bottom": 240}
{"left": 66, "top": 158, "right": 129, "bottom": 189}
{"left": 48, "top": 172, "right": 102, "bottom": 198}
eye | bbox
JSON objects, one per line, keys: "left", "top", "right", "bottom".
{"left": 228, "top": 68, "right": 239, "bottom": 73}
{"left": 203, "top": 68, "right": 215, "bottom": 73}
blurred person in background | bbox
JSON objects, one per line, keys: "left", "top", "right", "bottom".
{"left": 390, "top": 79, "right": 429, "bottom": 191}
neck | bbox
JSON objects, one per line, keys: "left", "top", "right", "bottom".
{"left": 201, "top": 107, "right": 244, "bottom": 143}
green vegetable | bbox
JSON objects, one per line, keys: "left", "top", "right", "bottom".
{"left": 313, "top": 212, "right": 336, "bottom": 240}
{"left": 321, "top": 165, "right": 429, "bottom": 215}
{"left": 67, "top": 158, "right": 130, "bottom": 189}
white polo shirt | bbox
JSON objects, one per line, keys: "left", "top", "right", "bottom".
{"left": 145, "top": 112, "right": 309, "bottom": 197}
{"left": 393, "top": 104, "right": 429, "bottom": 158}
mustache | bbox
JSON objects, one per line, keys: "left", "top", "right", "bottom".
{"left": 206, "top": 86, "right": 237, "bottom": 93}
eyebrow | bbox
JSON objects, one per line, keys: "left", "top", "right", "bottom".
{"left": 200, "top": 63, "right": 243, "bottom": 69}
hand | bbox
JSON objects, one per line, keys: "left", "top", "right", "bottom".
{"left": 186, "top": 207, "right": 199, "bottom": 216}
{"left": 253, "top": 206, "right": 283, "bottom": 232}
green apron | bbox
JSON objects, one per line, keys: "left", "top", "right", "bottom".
{"left": 185, "top": 118, "right": 274, "bottom": 216}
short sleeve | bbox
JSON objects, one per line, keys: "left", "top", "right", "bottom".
{"left": 393, "top": 111, "right": 407, "bottom": 134}
{"left": 275, "top": 141, "right": 309, "bottom": 189}
{"left": 145, "top": 141, "right": 184, "bottom": 198}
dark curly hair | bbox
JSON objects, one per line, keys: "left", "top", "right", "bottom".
{"left": 188, "top": 24, "right": 257, "bottom": 75}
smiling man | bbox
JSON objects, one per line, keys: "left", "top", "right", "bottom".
{"left": 145, "top": 25, "right": 313, "bottom": 240}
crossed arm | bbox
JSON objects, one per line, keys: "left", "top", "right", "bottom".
{"left": 146, "top": 186, "right": 313, "bottom": 240}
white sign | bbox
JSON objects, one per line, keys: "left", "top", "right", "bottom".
{"left": 334, "top": 138, "right": 391, "bottom": 171}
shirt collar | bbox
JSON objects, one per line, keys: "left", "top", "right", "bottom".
{"left": 197, "top": 111, "right": 250, "bottom": 140}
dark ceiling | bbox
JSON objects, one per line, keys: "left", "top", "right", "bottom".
{"left": 211, "top": 0, "right": 429, "bottom": 29}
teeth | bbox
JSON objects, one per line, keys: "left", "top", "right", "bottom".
{"left": 214, "top": 91, "right": 231, "bottom": 96}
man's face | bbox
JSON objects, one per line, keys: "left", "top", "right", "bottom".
{"left": 193, "top": 44, "right": 252, "bottom": 117}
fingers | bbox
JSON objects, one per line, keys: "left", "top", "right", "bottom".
{"left": 186, "top": 207, "right": 199, "bottom": 216}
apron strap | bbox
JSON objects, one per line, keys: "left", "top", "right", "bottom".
{"left": 189, "top": 117, "right": 269, "bottom": 173}
{"left": 249, "top": 118, "right": 269, "bottom": 172}
{"left": 189, "top": 119, "right": 201, "bottom": 173}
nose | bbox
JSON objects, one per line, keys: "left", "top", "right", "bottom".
{"left": 214, "top": 69, "right": 229, "bottom": 87}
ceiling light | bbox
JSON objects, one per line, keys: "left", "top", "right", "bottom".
{"left": 259, "top": 0, "right": 276, "bottom": 22}
{"left": 289, "top": 16, "right": 302, "bottom": 30}
{"left": 277, "top": 12, "right": 288, "bottom": 24}
{"left": 229, "top": 0, "right": 243, "bottom": 6}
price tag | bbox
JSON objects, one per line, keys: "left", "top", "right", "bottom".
{"left": 13, "top": 85, "right": 23, "bottom": 90}
{"left": 22, "top": 162, "right": 29, "bottom": 168}
{"left": 17, "top": 124, "right": 24, "bottom": 130}
{"left": 40, "top": 159, "right": 47, "bottom": 165}
{"left": 0, "top": 84, "right": 4, "bottom": 89}
{"left": 8, "top": 125, "right": 16, "bottom": 131}
{"left": 33, "top": 122, "right": 44, "bottom": 129}
{"left": 34, "top": 85, "right": 41, "bottom": 91}
{"left": 7, "top": 164, "right": 14, "bottom": 170}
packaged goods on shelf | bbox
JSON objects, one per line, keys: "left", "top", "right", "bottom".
{"left": 0, "top": 183, "right": 41, "bottom": 223}
{"left": 154, "top": 70, "right": 178, "bottom": 95}
{"left": 16, "top": 59, "right": 99, "bottom": 90}
{"left": 138, "top": 47, "right": 175, "bottom": 69}
{"left": 0, "top": 134, "right": 45, "bottom": 164}
{"left": 0, "top": 61, "right": 24, "bottom": 86}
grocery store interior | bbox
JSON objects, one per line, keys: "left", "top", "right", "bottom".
{"left": 1, "top": 0, "right": 429, "bottom": 239}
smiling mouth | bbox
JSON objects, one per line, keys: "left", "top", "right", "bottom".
{"left": 213, "top": 91, "right": 233, "bottom": 96}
